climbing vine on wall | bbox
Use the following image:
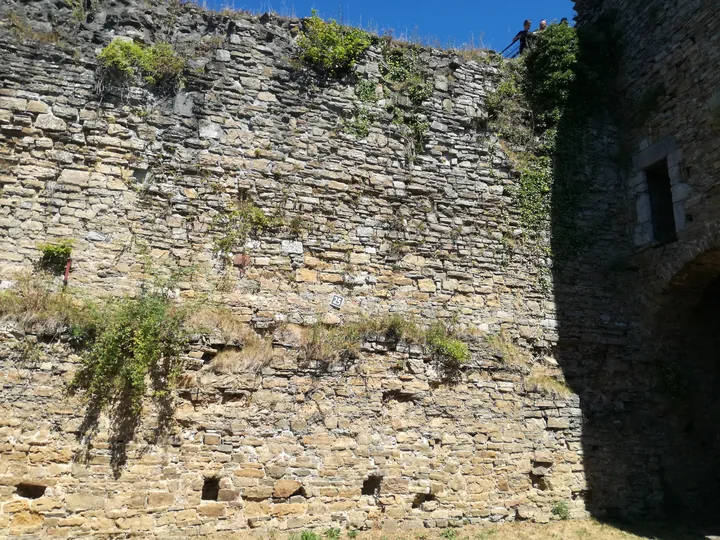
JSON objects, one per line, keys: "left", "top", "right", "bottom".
{"left": 488, "top": 16, "right": 622, "bottom": 260}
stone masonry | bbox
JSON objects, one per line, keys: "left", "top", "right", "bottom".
{"left": 0, "top": 0, "right": 584, "bottom": 537}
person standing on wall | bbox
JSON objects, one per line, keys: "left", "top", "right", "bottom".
{"left": 538, "top": 20, "right": 548, "bottom": 31}
{"left": 512, "top": 20, "right": 532, "bottom": 54}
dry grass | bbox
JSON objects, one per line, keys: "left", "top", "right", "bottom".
{"left": 526, "top": 366, "right": 572, "bottom": 398}
{"left": 187, "top": 306, "right": 252, "bottom": 343}
{"left": 0, "top": 273, "right": 90, "bottom": 335}
{"left": 5, "top": 12, "right": 62, "bottom": 45}
{"left": 237, "top": 519, "right": 704, "bottom": 539}
{"left": 209, "top": 335, "right": 274, "bottom": 374}
{"left": 301, "top": 313, "right": 431, "bottom": 365}
{"left": 487, "top": 332, "right": 531, "bottom": 367}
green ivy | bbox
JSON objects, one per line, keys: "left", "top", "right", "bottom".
{"left": 381, "top": 44, "right": 433, "bottom": 106}
{"left": 488, "top": 18, "right": 621, "bottom": 260}
{"left": 297, "top": 10, "right": 372, "bottom": 76}
{"left": 37, "top": 239, "right": 73, "bottom": 274}
{"left": 551, "top": 501, "right": 570, "bottom": 520}
{"left": 98, "top": 38, "right": 186, "bottom": 91}
{"left": 344, "top": 106, "right": 373, "bottom": 138}
{"left": 355, "top": 79, "right": 377, "bottom": 103}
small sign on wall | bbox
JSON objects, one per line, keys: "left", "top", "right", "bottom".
{"left": 330, "top": 294, "right": 345, "bottom": 310}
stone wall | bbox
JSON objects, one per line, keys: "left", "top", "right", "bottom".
{"left": 0, "top": 0, "right": 586, "bottom": 536}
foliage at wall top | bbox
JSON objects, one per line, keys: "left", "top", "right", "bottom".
{"left": 297, "top": 10, "right": 372, "bottom": 77}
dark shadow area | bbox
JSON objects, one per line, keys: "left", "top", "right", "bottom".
{"left": 15, "top": 483, "right": 47, "bottom": 499}
{"left": 550, "top": 25, "right": 720, "bottom": 539}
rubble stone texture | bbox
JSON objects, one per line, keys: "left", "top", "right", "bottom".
{"left": 0, "top": 0, "right": 718, "bottom": 536}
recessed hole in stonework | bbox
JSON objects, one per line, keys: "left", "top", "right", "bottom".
{"left": 530, "top": 473, "right": 549, "bottom": 491}
{"left": 15, "top": 483, "right": 46, "bottom": 499}
{"left": 412, "top": 492, "right": 436, "bottom": 508}
{"left": 202, "top": 477, "right": 220, "bottom": 500}
{"left": 382, "top": 389, "right": 414, "bottom": 403}
{"left": 361, "top": 475, "right": 382, "bottom": 497}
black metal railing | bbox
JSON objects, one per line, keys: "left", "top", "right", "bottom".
{"left": 500, "top": 39, "right": 521, "bottom": 59}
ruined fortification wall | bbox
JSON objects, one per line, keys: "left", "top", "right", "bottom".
{"left": 567, "top": 0, "right": 720, "bottom": 524}
{"left": 0, "top": 1, "right": 586, "bottom": 536}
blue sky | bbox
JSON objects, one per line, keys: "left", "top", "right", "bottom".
{"left": 205, "top": 0, "right": 576, "bottom": 50}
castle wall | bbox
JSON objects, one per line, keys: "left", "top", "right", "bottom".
{"left": 566, "top": 0, "right": 720, "bottom": 523}
{"left": 0, "top": 1, "right": 587, "bottom": 536}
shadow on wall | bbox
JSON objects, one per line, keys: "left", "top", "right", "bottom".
{"left": 550, "top": 28, "right": 720, "bottom": 540}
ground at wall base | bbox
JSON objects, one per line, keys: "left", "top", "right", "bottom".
{"left": 228, "top": 520, "right": 712, "bottom": 539}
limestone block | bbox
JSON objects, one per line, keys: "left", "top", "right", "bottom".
{"left": 671, "top": 182, "right": 691, "bottom": 202}
{"left": 35, "top": 114, "right": 67, "bottom": 131}
{"left": 418, "top": 279, "right": 436, "bottom": 293}
{"left": 546, "top": 418, "right": 570, "bottom": 430}
{"left": 199, "top": 119, "right": 223, "bottom": 140}
{"left": 673, "top": 202, "right": 686, "bottom": 231}
{"left": 635, "top": 192, "right": 652, "bottom": 223}
{"left": 295, "top": 268, "right": 317, "bottom": 282}
{"left": 27, "top": 101, "right": 49, "bottom": 114}
{"left": 59, "top": 169, "right": 90, "bottom": 187}
{"left": 273, "top": 479, "right": 303, "bottom": 498}
{"left": 65, "top": 493, "right": 103, "bottom": 512}
{"left": 215, "top": 49, "right": 231, "bottom": 62}
{"left": 0, "top": 97, "right": 27, "bottom": 111}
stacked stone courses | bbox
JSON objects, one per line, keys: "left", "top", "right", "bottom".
{"left": 0, "top": 0, "right": 588, "bottom": 536}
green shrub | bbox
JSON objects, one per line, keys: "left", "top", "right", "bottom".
{"left": 297, "top": 10, "right": 371, "bottom": 76}
{"left": 300, "top": 532, "right": 320, "bottom": 540}
{"left": 324, "top": 528, "right": 341, "bottom": 540}
{"left": 551, "top": 500, "right": 570, "bottom": 520}
{"left": 426, "top": 324, "right": 471, "bottom": 367}
{"left": 302, "top": 315, "right": 468, "bottom": 369}
{"left": 355, "top": 79, "right": 377, "bottom": 103}
{"left": 523, "top": 24, "right": 579, "bottom": 128}
{"left": 69, "top": 288, "right": 189, "bottom": 414}
{"left": 344, "top": 107, "right": 373, "bottom": 138}
{"left": 98, "top": 38, "right": 186, "bottom": 91}
{"left": 440, "top": 529, "right": 458, "bottom": 540}
{"left": 212, "top": 201, "right": 278, "bottom": 263}
{"left": 347, "top": 530, "right": 359, "bottom": 539}
{"left": 37, "top": 239, "right": 73, "bottom": 274}
{"left": 381, "top": 44, "right": 433, "bottom": 106}
{"left": 380, "top": 43, "right": 433, "bottom": 158}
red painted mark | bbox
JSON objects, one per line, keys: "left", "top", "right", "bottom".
{"left": 63, "top": 258, "right": 72, "bottom": 286}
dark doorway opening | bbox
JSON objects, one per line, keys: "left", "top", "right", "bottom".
{"left": 650, "top": 251, "right": 720, "bottom": 524}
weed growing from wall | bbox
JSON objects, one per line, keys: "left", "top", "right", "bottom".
{"left": 4, "top": 12, "right": 61, "bottom": 45}
{"left": 97, "top": 38, "right": 186, "bottom": 95}
{"left": 212, "top": 201, "right": 279, "bottom": 264}
{"left": 297, "top": 10, "right": 372, "bottom": 77}
{"left": 551, "top": 501, "right": 570, "bottom": 520}
{"left": 0, "top": 273, "right": 91, "bottom": 336}
{"left": 69, "top": 287, "right": 189, "bottom": 414}
{"left": 488, "top": 17, "right": 621, "bottom": 260}
{"left": 37, "top": 239, "right": 73, "bottom": 274}
{"left": 302, "top": 315, "right": 469, "bottom": 372}
{"left": 381, "top": 42, "right": 434, "bottom": 158}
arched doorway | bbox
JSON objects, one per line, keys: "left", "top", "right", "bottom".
{"left": 651, "top": 250, "right": 720, "bottom": 523}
